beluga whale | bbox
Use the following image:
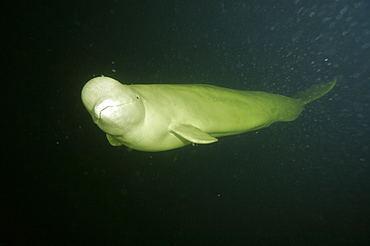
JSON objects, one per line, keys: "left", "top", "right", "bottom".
{"left": 81, "top": 76, "right": 336, "bottom": 152}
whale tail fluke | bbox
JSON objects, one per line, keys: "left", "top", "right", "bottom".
{"left": 293, "top": 78, "right": 337, "bottom": 105}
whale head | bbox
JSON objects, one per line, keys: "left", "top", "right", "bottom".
{"left": 81, "top": 76, "right": 145, "bottom": 136}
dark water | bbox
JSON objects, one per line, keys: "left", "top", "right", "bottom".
{"left": 2, "top": 1, "right": 369, "bottom": 245}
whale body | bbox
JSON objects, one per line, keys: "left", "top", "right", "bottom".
{"left": 81, "top": 76, "right": 336, "bottom": 152}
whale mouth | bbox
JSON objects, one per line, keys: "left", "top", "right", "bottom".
{"left": 93, "top": 100, "right": 134, "bottom": 124}
{"left": 94, "top": 105, "right": 114, "bottom": 124}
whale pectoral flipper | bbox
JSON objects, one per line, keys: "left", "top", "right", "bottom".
{"left": 170, "top": 124, "right": 218, "bottom": 144}
{"left": 106, "top": 134, "right": 124, "bottom": 146}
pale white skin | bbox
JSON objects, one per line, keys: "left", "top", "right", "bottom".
{"left": 81, "top": 76, "right": 335, "bottom": 152}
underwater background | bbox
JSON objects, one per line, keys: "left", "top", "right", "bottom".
{"left": 2, "top": 1, "right": 369, "bottom": 245}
